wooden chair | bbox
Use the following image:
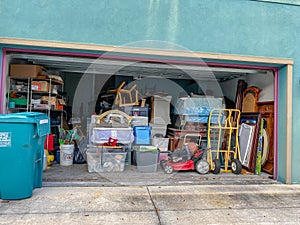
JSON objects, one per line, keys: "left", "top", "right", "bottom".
{"left": 116, "top": 84, "right": 139, "bottom": 107}
{"left": 108, "top": 82, "right": 140, "bottom": 107}
{"left": 108, "top": 82, "right": 125, "bottom": 106}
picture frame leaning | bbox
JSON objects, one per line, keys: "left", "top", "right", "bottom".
{"left": 239, "top": 112, "right": 262, "bottom": 173}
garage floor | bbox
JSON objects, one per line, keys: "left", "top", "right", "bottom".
{"left": 43, "top": 162, "right": 278, "bottom": 187}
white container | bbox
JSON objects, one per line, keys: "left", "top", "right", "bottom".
{"left": 150, "top": 95, "right": 172, "bottom": 124}
{"left": 60, "top": 144, "right": 74, "bottom": 166}
{"left": 130, "top": 116, "right": 148, "bottom": 127}
{"left": 149, "top": 123, "right": 167, "bottom": 138}
{"left": 152, "top": 137, "right": 169, "bottom": 151}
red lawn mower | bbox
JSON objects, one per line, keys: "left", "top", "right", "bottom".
{"left": 160, "top": 134, "right": 210, "bottom": 174}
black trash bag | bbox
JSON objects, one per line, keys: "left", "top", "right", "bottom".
{"left": 73, "top": 141, "right": 86, "bottom": 164}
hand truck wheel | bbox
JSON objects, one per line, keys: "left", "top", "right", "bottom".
{"left": 211, "top": 159, "right": 221, "bottom": 174}
{"left": 231, "top": 158, "right": 242, "bottom": 174}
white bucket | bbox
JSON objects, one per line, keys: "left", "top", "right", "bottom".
{"left": 60, "top": 144, "right": 74, "bottom": 166}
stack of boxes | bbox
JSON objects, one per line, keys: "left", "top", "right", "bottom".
{"left": 128, "top": 97, "right": 172, "bottom": 172}
{"left": 31, "top": 79, "right": 65, "bottom": 110}
{"left": 10, "top": 64, "right": 44, "bottom": 78}
{"left": 9, "top": 64, "right": 66, "bottom": 111}
{"left": 88, "top": 95, "right": 173, "bottom": 173}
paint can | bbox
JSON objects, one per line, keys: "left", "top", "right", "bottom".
{"left": 60, "top": 144, "right": 74, "bottom": 166}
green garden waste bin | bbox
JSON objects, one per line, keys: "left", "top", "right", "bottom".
{"left": 0, "top": 112, "right": 50, "bottom": 200}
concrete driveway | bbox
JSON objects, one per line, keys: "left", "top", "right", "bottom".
{"left": 1, "top": 184, "right": 300, "bottom": 225}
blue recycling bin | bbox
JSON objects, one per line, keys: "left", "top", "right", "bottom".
{"left": 133, "top": 126, "right": 151, "bottom": 145}
{"left": 0, "top": 112, "right": 50, "bottom": 200}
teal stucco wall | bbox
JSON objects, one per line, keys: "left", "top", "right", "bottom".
{"left": 1, "top": 0, "right": 300, "bottom": 57}
{"left": 1, "top": 0, "right": 300, "bottom": 182}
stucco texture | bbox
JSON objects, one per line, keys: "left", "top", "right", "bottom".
{"left": 1, "top": 0, "right": 300, "bottom": 182}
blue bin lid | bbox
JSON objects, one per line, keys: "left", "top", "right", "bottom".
{"left": 0, "top": 112, "right": 50, "bottom": 136}
{"left": 0, "top": 112, "right": 48, "bottom": 123}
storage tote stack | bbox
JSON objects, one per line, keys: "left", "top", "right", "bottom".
{"left": 87, "top": 115, "right": 134, "bottom": 171}
{"left": 149, "top": 95, "right": 172, "bottom": 138}
{"left": 173, "top": 97, "right": 225, "bottom": 130}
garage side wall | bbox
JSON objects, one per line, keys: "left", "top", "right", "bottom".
{"left": 277, "top": 66, "right": 287, "bottom": 183}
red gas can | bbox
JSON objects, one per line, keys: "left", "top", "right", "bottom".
{"left": 44, "top": 134, "right": 54, "bottom": 151}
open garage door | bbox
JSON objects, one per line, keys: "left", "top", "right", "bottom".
{"left": 3, "top": 50, "right": 277, "bottom": 184}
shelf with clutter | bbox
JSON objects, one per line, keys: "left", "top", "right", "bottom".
{"left": 7, "top": 64, "right": 66, "bottom": 114}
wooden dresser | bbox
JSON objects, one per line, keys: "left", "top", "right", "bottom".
{"left": 257, "top": 101, "right": 274, "bottom": 175}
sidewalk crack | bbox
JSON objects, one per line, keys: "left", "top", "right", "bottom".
{"left": 146, "top": 186, "right": 161, "bottom": 225}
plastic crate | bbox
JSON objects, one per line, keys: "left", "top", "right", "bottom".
{"left": 149, "top": 123, "right": 167, "bottom": 138}
{"left": 130, "top": 116, "right": 148, "bottom": 127}
{"left": 158, "top": 152, "right": 168, "bottom": 163}
{"left": 173, "top": 114, "right": 223, "bottom": 125}
{"left": 135, "top": 146, "right": 158, "bottom": 173}
{"left": 86, "top": 145, "right": 101, "bottom": 172}
{"left": 87, "top": 146, "right": 127, "bottom": 173}
{"left": 120, "top": 106, "right": 149, "bottom": 117}
{"left": 91, "top": 127, "right": 134, "bottom": 144}
{"left": 173, "top": 97, "right": 224, "bottom": 115}
{"left": 9, "top": 98, "right": 27, "bottom": 106}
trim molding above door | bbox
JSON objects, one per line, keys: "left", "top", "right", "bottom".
{"left": 0, "top": 37, "right": 294, "bottom": 65}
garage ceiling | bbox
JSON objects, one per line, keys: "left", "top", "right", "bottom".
{"left": 8, "top": 53, "right": 269, "bottom": 82}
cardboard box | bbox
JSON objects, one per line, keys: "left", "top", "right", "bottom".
{"left": 31, "top": 81, "right": 50, "bottom": 92}
{"left": 10, "top": 64, "right": 44, "bottom": 78}
{"left": 41, "top": 96, "right": 57, "bottom": 106}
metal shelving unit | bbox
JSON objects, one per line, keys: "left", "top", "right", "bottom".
{"left": 7, "top": 76, "right": 65, "bottom": 128}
